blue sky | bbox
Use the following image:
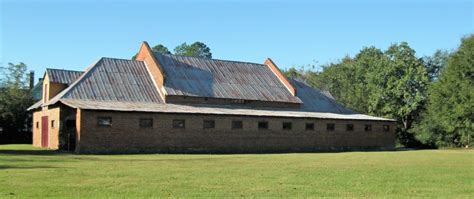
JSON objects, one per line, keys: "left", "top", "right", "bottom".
{"left": 1, "top": 0, "right": 473, "bottom": 82}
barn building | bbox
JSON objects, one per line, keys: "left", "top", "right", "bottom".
{"left": 28, "top": 42, "right": 396, "bottom": 153}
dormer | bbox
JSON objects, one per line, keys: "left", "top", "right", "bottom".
{"left": 42, "top": 69, "right": 83, "bottom": 103}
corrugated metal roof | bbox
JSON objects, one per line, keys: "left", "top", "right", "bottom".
{"left": 32, "top": 56, "right": 394, "bottom": 121}
{"left": 27, "top": 100, "right": 42, "bottom": 111}
{"left": 59, "top": 99, "right": 394, "bottom": 121}
{"left": 46, "top": 69, "right": 83, "bottom": 85}
{"left": 49, "top": 57, "right": 164, "bottom": 104}
{"left": 154, "top": 53, "right": 302, "bottom": 104}
{"left": 291, "top": 79, "right": 355, "bottom": 114}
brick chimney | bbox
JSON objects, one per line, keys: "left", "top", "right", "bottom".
{"left": 29, "top": 71, "right": 35, "bottom": 90}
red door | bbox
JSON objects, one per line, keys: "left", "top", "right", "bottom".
{"left": 41, "top": 116, "right": 49, "bottom": 148}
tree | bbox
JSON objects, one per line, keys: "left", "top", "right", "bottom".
{"left": 422, "top": 50, "right": 450, "bottom": 81}
{"left": 367, "top": 42, "right": 429, "bottom": 146}
{"left": 0, "top": 63, "right": 34, "bottom": 144}
{"left": 152, "top": 44, "right": 171, "bottom": 54}
{"left": 288, "top": 43, "right": 429, "bottom": 146}
{"left": 174, "top": 42, "right": 212, "bottom": 58}
{"left": 415, "top": 35, "right": 474, "bottom": 147}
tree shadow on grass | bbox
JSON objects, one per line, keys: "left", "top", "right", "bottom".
{"left": 0, "top": 149, "right": 71, "bottom": 156}
{"left": 0, "top": 165, "right": 60, "bottom": 170}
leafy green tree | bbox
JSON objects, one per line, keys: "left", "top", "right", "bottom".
{"left": 152, "top": 44, "right": 171, "bottom": 54}
{"left": 423, "top": 50, "right": 450, "bottom": 81}
{"left": 288, "top": 43, "right": 429, "bottom": 146}
{"left": 174, "top": 42, "right": 212, "bottom": 58}
{"left": 0, "top": 63, "right": 34, "bottom": 143}
{"left": 367, "top": 42, "right": 429, "bottom": 146}
{"left": 415, "top": 35, "right": 474, "bottom": 147}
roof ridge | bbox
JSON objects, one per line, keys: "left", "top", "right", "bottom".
{"left": 155, "top": 52, "right": 267, "bottom": 66}
{"left": 46, "top": 68, "right": 83, "bottom": 73}
{"left": 101, "top": 57, "right": 145, "bottom": 62}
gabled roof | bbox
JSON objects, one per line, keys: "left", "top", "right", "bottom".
{"left": 154, "top": 53, "right": 302, "bottom": 104}
{"left": 46, "top": 69, "right": 83, "bottom": 85}
{"left": 48, "top": 57, "right": 164, "bottom": 105}
{"left": 27, "top": 55, "right": 394, "bottom": 121}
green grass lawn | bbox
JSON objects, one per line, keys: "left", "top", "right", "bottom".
{"left": 0, "top": 145, "right": 472, "bottom": 198}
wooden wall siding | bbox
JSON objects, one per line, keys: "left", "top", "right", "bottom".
{"left": 59, "top": 58, "right": 164, "bottom": 103}
{"left": 76, "top": 110, "right": 396, "bottom": 153}
{"left": 153, "top": 53, "right": 302, "bottom": 104}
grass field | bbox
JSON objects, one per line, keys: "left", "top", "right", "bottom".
{"left": 0, "top": 145, "right": 472, "bottom": 198}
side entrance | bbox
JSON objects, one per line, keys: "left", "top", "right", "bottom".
{"left": 41, "top": 116, "right": 49, "bottom": 148}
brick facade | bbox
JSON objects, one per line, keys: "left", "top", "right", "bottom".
{"left": 31, "top": 107, "right": 61, "bottom": 149}
{"left": 75, "top": 109, "right": 396, "bottom": 154}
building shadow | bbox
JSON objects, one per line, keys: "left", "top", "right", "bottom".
{"left": 0, "top": 165, "right": 60, "bottom": 170}
{"left": 0, "top": 149, "right": 71, "bottom": 156}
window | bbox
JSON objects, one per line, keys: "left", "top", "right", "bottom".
{"left": 326, "top": 123, "right": 335, "bottom": 131}
{"left": 51, "top": 120, "right": 55, "bottom": 128}
{"left": 203, "top": 120, "right": 215, "bottom": 129}
{"left": 282, "top": 122, "right": 292, "bottom": 130}
{"left": 365, "top": 124, "right": 372, "bottom": 132}
{"left": 383, "top": 125, "right": 390, "bottom": 132}
{"left": 36, "top": 122, "right": 39, "bottom": 129}
{"left": 258, "top": 121, "right": 268, "bottom": 130}
{"left": 173, "top": 119, "right": 185, "bottom": 129}
{"left": 98, "top": 117, "right": 112, "bottom": 127}
{"left": 232, "top": 120, "right": 243, "bottom": 129}
{"left": 346, "top": 124, "right": 354, "bottom": 131}
{"left": 139, "top": 118, "right": 153, "bottom": 128}
{"left": 305, "top": 123, "right": 315, "bottom": 131}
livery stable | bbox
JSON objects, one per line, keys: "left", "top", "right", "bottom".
{"left": 28, "top": 42, "right": 396, "bottom": 154}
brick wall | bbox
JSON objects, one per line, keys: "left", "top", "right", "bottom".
{"left": 77, "top": 110, "right": 396, "bottom": 154}
{"left": 31, "top": 106, "right": 62, "bottom": 149}
{"left": 32, "top": 111, "right": 42, "bottom": 147}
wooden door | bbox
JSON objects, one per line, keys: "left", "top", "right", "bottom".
{"left": 41, "top": 116, "right": 49, "bottom": 148}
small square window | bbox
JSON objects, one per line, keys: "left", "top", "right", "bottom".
{"left": 98, "top": 117, "right": 112, "bottom": 127}
{"left": 139, "top": 118, "right": 153, "bottom": 128}
{"left": 327, "top": 123, "right": 335, "bottom": 131}
{"left": 383, "top": 125, "right": 390, "bottom": 132}
{"left": 51, "top": 120, "right": 55, "bottom": 129}
{"left": 346, "top": 124, "right": 354, "bottom": 131}
{"left": 305, "top": 123, "right": 314, "bottom": 131}
{"left": 232, "top": 120, "right": 243, "bottom": 129}
{"left": 36, "top": 122, "right": 39, "bottom": 129}
{"left": 365, "top": 124, "right": 372, "bottom": 132}
{"left": 258, "top": 121, "right": 268, "bottom": 130}
{"left": 173, "top": 119, "right": 185, "bottom": 129}
{"left": 282, "top": 122, "right": 292, "bottom": 130}
{"left": 203, "top": 120, "right": 215, "bottom": 129}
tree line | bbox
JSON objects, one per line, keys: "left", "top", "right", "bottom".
{"left": 284, "top": 35, "right": 473, "bottom": 148}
